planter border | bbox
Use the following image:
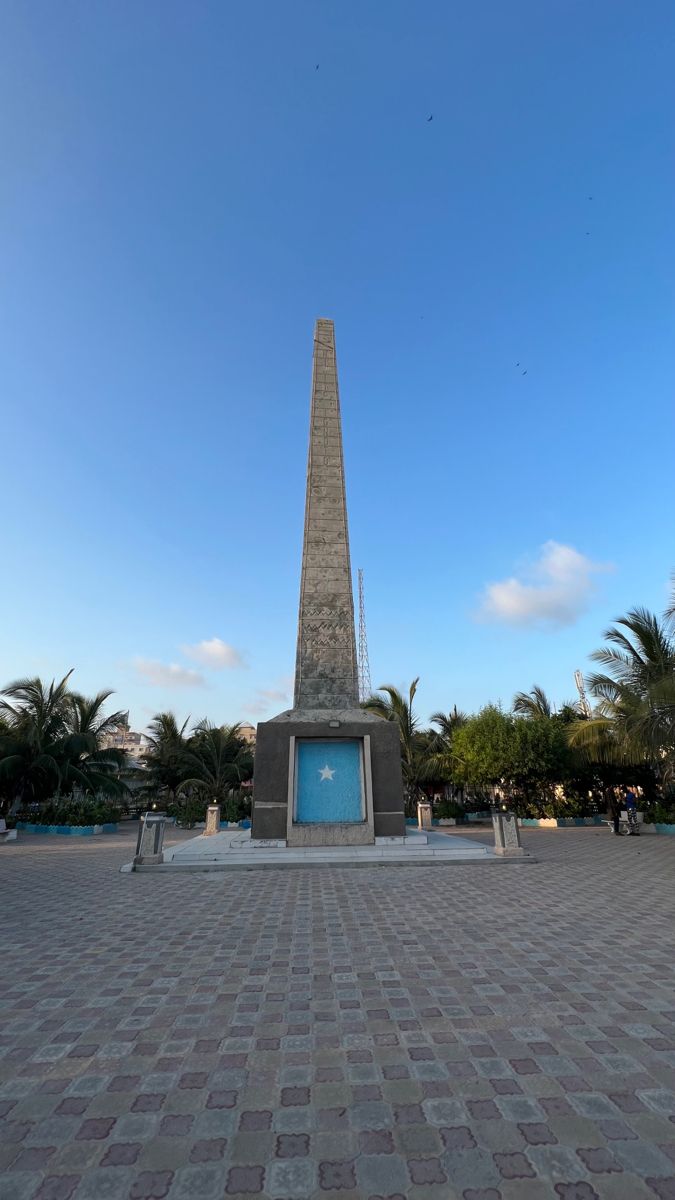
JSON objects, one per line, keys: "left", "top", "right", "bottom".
{"left": 16, "top": 822, "right": 118, "bottom": 836}
{"left": 517, "top": 817, "right": 675, "bottom": 835}
{"left": 518, "top": 817, "right": 605, "bottom": 828}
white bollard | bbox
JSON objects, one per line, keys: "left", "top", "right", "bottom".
{"left": 204, "top": 805, "right": 221, "bottom": 836}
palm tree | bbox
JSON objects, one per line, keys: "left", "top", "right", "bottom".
{"left": 427, "top": 706, "right": 468, "bottom": 801}
{"left": 58, "top": 691, "right": 129, "bottom": 796}
{"left": 568, "top": 602, "right": 675, "bottom": 782}
{"left": 0, "top": 673, "right": 128, "bottom": 811}
{"left": 141, "top": 712, "right": 191, "bottom": 805}
{"left": 178, "top": 722, "right": 253, "bottom": 807}
{"left": 664, "top": 573, "right": 675, "bottom": 623}
{"left": 363, "top": 679, "right": 429, "bottom": 813}
{"left": 429, "top": 706, "right": 469, "bottom": 741}
{"left": 513, "top": 686, "right": 553, "bottom": 719}
{"left": 0, "top": 684, "right": 66, "bottom": 808}
{"left": 0, "top": 673, "right": 75, "bottom": 808}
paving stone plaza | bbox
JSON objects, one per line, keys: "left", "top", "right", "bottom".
{"left": 2, "top": 826, "right": 675, "bottom": 1200}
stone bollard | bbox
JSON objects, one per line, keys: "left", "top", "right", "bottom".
{"left": 417, "top": 801, "right": 432, "bottom": 831}
{"left": 491, "top": 808, "right": 526, "bottom": 857}
{"left": 204, "top": 805, "right": 221, "bottom": 836}
{"left": 134, "top": 813, "right": 166, "bottom": 866}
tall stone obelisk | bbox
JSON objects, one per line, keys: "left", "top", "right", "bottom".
{"left": 251, "top": 320, "right": 405, "bottom": 847}
{"left": 294, "top": 318, "right": 359, "bottom": 711}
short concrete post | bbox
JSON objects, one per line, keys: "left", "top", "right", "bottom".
{"left": 491, "top": 808, "right": 526, "bottom": 857}
{"left": 134, "top": 813, "right": 166, "bottom": 866}
{"left": 205, "top": 805, "right": 221, "bottom": 836}
{"left": 417, "top": 801, "right": 432, "bottom": 831}
{"left": 0, "top": 817, "right": 17, "bottom": 843}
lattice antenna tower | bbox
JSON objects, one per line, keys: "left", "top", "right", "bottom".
{"left": 574, "top": 669, "right": 593, "bottom": 719}
{"left": 357, "top": 568, "right": 372, "bottom": 703}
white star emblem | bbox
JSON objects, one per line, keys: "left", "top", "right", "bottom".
{"left": 318, "top": 763, "right": 335, "bottom": 781}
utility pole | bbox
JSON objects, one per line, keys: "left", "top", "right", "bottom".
{"left": 357, "top": 568, "right": 372, "bottom": 703}
{"left": 574, "top": 669, "right": 592, "bottom": 718}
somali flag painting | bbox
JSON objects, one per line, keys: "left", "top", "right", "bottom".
{"left": 295, "top": 739, "right": 364, "bottom": 824}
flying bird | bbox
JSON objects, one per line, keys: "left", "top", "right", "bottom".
{"left": 427, "top": 114, "right": 433, "bottom": 122}
{"left": 515, "top": 361, "right": 520, "bottom": 366}
{"left": 522, "top": 370, "right": 527, "bottom": 376}
{"left": 315, "top": 63, "right": 319, "bottom": 70}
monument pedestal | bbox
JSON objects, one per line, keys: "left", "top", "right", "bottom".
{"left": 252, "top": 712, "right": 405, "bottom": 845}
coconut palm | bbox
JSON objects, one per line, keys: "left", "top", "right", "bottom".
{"left": 141, "top": 712, "right": 191, "bottom": 804}
{"left": 0, "top": 673, "right": 72, "bottom": 806}
{"left": 568, "top": 602, "right": 675, "bottom": 781}
{"left": 430, "top": 706, "right": 469, "bottom": 740}
{"left": 514, "top": 687, "right": 584, "bottom": 725}
{"left": 178, "top": 722, "right": 253, "bottom": 806}
{"left": 513, "top": 686, "right": 553, "bottom": 719}
{"left": 363, "top": 679, "right": 430, "bottom": 813}
{"left": 426, "top": 706, "right": 469, "bottom": 800}
{"left": 59, "top": 691, "right": 129, "bottom": 795}
{"left": 0, "top": 673, "right": 128, "bottom": 810}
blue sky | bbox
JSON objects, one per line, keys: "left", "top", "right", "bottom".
{"left": 1, "top": 1, "right": 673, "bottom": 732}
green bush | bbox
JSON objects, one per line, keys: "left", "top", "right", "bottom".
{"left": 648, "top": 803, "right": 675, "bottom": 825}
{"left": 434, "top": 797, "right": 465, "bottom": 820}
{"left": 16, "top": 791, "right": 121, "bottom": 827}
{"left": 167, "top": 795, "right": 207, "bottom": 828}
{"left": 223, "top": 789, "right": 250, "bottom": 823}
{"left": 509, "top": 792, "right": 601, "bottom": 820}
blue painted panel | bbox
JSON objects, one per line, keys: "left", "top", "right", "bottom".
{"left": 296, "top": 740, "right": 363, "bottom": 824}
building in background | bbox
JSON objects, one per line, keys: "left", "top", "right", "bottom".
{"left": 100, "top": 717, "right": 150, "bottom": 762}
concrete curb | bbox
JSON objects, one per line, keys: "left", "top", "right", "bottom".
{"left": 124, "top": 854, "right": 537, "bottom": 873}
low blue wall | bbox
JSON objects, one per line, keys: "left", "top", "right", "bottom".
{"left": 519, "top": 817, "right": 605, "bottom": 828}
{"left": 519, "top": 817, "right": 675, "bottom": 835}
{"left": 16, "top": 822, "right": 118, "bottom": 836}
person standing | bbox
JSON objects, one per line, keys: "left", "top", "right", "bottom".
{"left": 607, "top": 788, "right": 623, "bottom": 835}
{"left": 625, "top": 789, "right": 640, "bottom": 836}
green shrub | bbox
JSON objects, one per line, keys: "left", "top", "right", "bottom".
{"left": 167, "top": 794, "right": 207, "bottom": 828}
{"left": 16, "top": 790, "right": 121, "bottom": 827}
{"left": 508, "top": 792, "right": 602, "bottom": 820}
{"left": 434, "top": 797, "right": 465, "bottom": 820}
{"left": 223, "top": 788, "right": 251, "bottom": 823}
{"left": 649, "top": 803, "right": 675, "bottom": 825}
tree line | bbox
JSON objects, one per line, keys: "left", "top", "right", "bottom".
{"left": 364, "top": 587, "right": 675, "bottom": 820}
{"left": 0, "top": 678, "right": 253, "bottom": 825}
{"left": 2, "top": 582, "right": 673, "bottom": 824}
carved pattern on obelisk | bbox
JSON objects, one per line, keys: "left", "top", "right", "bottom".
{"left": 293, "top": 319, "right": 359, "bottom": 709}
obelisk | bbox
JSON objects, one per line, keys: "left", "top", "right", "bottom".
{"left": 251, "top": 319, "right": 405, "bottom": 847}
{"left": 294, "top": 318, "right": 359, "bottom": 711}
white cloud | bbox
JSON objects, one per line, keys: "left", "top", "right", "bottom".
{"left": 477, "top": 541, "right": 610, "bottom": 628}
{"left": 181, "top": 637, "right": 245, "bottom": 670}
{"left": 135, "top": 659, "right": 206, "bottom": 688}
{"left": 246, "top": 686, "right": 291, "bottom": 715}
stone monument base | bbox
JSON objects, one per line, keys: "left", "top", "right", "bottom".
{"left": 141, "top": 826, "right": 512, "bottom": 871}
{"left": 252, "top": 710, "right": 405, "bottom": 846}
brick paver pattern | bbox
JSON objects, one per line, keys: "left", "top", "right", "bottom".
{"left": 1, "top": 825, "right": 675, "bottom": 1199}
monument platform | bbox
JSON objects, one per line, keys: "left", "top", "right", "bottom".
{"left": 131, "top": 828, "right": 534, "bottom": 871}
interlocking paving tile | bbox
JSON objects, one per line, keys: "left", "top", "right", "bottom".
{"left": 1, "top": 825, "right": 675, "bottom": 1198}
